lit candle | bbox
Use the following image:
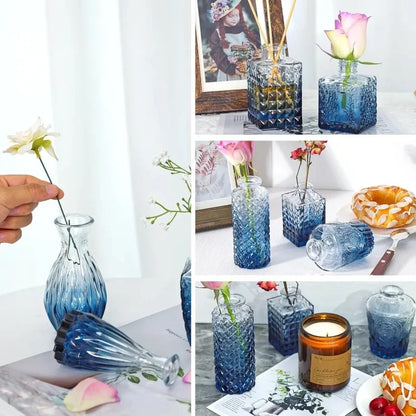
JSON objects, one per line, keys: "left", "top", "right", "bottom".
{"left": 298, "top": 313, "right": 351, "bottom": 392}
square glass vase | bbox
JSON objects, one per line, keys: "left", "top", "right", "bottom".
{"left": 282, "top": 187, "right": 326, "bottom": 247}
{"left": 267, "top": 291, "right": 314, "bottom": 355}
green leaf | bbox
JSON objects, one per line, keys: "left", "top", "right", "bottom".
{"left": 142, "top": 372, "right": 158, "bottom": 381}
{"left": 177, "top": 367, "right": 185, "bottom": 377}
{"left": 357, "top": 60, "right": 381, "bottom": 65}
{"left": 127, "top": 375, "right": 140, "bottom": 384}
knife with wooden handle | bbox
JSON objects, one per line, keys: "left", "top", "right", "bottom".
{"left": 371, "top": 229, "right": 410, "bottom": 275}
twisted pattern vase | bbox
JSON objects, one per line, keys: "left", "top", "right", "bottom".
{"left": 319, "top": 60, "right": 377, "bottom": 133}
{"left": 268, "top": 287, "right": 314, "bottom": 355}
{"left": 44, "top": 214, "right": 107, "bottom": 330}
{"left": 282, "top": 186, "right": 326, "bottom": 247}
{"left": 180, "top": 258, "right": 191, "bottom": 345}
{"left": 232, "top": 176, "right": 270, "bottom": 269}
{"left": 367, "top": 285, "right": 416, "bottom": 359}
{"left": 54, "top": 310, "right": 180, "bottom": 386}
{"left": 247, "top": 45, "right": 302, "bottom": 130}
{"left": 212, "top": 294, "right": 255, "bottom": 394}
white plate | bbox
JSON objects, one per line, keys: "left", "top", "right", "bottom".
{"left": 355, "top": 374, "right": 383, "bottom": 416}
{"left": 336, "top": 205, "right": 416, "bottom": 236}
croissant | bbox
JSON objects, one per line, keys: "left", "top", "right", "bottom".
{"left": 381, "top": 357, "right": 416, "bottom": 415}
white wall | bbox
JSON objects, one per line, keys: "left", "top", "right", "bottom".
{"left": 283, "top": 0, "right": 416, "bottom": 92}
{"left": 195, "top": 281, "right": 416, "bottom": 325}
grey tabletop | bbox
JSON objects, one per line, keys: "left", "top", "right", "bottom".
{"left": 196, "top": 323, "right": 416, "bottom": 416}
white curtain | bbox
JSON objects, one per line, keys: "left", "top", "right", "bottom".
{"left": 0, "top": 0, "right": 190, "bottom": 294}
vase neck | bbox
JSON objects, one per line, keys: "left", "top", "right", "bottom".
{"left": 338, "top": 59, "right": 358, "bottom": 75}
{"left": 237, "top": 175, "right": 261, "bottom": 188}
{"left": 261, "top": 43, "right": 287, "bottom": 61}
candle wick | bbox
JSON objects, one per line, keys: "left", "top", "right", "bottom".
{"left": 326, "top": 333, "right": 329, "bottom": 337}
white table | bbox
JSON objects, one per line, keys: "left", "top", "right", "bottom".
{"left": 195, "top": 188, "right": 416, "bottom": 276}
{"left": 195, "top": 91, "right": 416, "bottom": 135}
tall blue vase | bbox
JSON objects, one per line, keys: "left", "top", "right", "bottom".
{"left": 180, "top": 258, "right": 191, "bottom": 345}
{"left": 282, "top": 186, "right": 326, "bottom": 247}
{"left": 232, "top": 176, "right": 270, "bottom": 269}
{"left": 212, "top": 294, "right": 255, "bottom": 394}
{"left": 44, "top": 214, "right": 107, "bottom": 330}
{"left": 319, "top": 60, "right": 377, "bottom": 133}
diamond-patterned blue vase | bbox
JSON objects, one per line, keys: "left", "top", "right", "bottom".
{"left": 54, "top": 310, "right": 180, "bottom": 386}
{"left": 212, "top": 294, "right": 255, "bottom": 394}
{"left": 247, "top": 45, "right": 302, "bottom": 130}
{"left": 180, "top": 258, "right": 191, "bottom": 345}
{"left": 282, "top": 187, "right": 325, "bottom": 247}
{"left": 319, "top": 60, "right": 377, "bottom": 133}
{"left": 44, "top": 214, "right": 107, "bottom": 330}
{"left": 268, "top": 286, "right": 314, "bottom": 355}
{"left": 232, "top": 176, "right": 270, "bottom": 269}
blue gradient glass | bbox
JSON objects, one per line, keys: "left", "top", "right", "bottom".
{"left": 44, "top": 214, "right": 107, "bottom": 330}
{"left": 54, "top": 310, "right": 180, "bottom": 386}
{"left": 180, "top": 258, "right": 191, "bottom": 345}
{"left": 212, "top": 294, "right": 255, "bottom": 394}
{"left": 319, "top": 60, "right": 377, "bottom": 133}
{"left": 247, "top": 45, "right": 302, "bottom": 130}
{"left": 267, "top": 288, "right": 314, "bottom": 355}
{"left": 367, "top": 285, "right": 416, "bottom": 359}
{"left": 282, "top": 187, "right": 325, "bottom": 247}
{"left": 306, "top": 221, "right": 374, "bottom": 271}
{"left": 232, "top": 176, "right": 270, "bottom": 269}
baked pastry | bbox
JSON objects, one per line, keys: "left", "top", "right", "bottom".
{"left": 351, "top": 185, "right": 416, "bottom": 228}
{"left": 381, "top": 357, "right": 416, "bottom": 414}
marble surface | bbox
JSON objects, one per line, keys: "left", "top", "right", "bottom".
{"left": 196, "top": 323, "right": 416, "bottom": 416}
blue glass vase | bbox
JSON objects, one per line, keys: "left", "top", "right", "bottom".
{"left": 212, "top": 294, "right": 255, "bottom": 394}
{"left": 232, "top": 176, "right": 270, "bottom": 269}
{"left": 282, "top": 186, "right": 325, "bottom": 247}
{"left": 267, "top": 284, "right": 314, "bottom": 355}
{"left": 366, "top": 285, "right": 416, "bottom": 359}
{"left": 247, "top": 44, "right": 302, "bottom": 130}
{"left": 54, "top": 310, "right": 180, "bottom": 386}
{"left": 319, "top": 60, "right": 377, "bottom": 133}
{"left": 180, "top": 258, "right": 191, "bottom": 345}
{"left": 306, "top": 221, "right": 374, "bottom": 271}
{"left": 44, "top": 214, "right": 107, "bottom": 330}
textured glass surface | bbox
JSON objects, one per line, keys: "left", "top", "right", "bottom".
{"left": 44, "top": 214, "right": 107, "bottom": 330}
{"left": 232, "top": 176, "right": 270, "bottom": 269}
{"left": 282, "top": 187, "right": 325, "bottom": 247}
{"left": 212, "top": 294, "right": 255, "bottom": 394}
{"left": 54, "top": 310, "right": 180, "bottom": 385}
{"left": 247, "top": 45, "right": 302, "bottom": 130}
{"left": 367, "top": 285, "right": 416, "bottom": 359}
{"left": 267, "top": 290, "right": 314, "bottom": 355}
{"left": 319, "top": 60, "right": 377, "bottom": 133}
{"left": 180, "top": 258, "right": 191, "bottom": 345}
{"left": 306, "top": 221, "right": 374, "bottom": 271}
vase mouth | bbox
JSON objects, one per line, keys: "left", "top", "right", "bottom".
{"left": 55, "top": 213, "right": 94, "bottom": 228}
{"left": 237, "top": 175, "right": 262, "bottom": 187}
{"left": 380, "top": 285, "right": 404, "bottom": 298}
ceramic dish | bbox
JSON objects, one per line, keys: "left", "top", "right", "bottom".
{"left": 355, "top": 374, "right": 383, "bottom": 416}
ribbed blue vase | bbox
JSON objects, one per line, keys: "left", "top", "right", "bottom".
{"left": 44, "top": 214, "right": 107, "bottom": 330}
{"left": 282, "top": 186, "right": 326, "bottom": 247}
{"left": 180, "top": 258, "right": 191, "bottom": 345}
{"left": 54, "top": 310, "right": 180, "bottom": 386}
{"left": 232, "top": 176, "right": 270, "bottom": 269}
{"left": 212, "top": 294, "right": 255, "bottom": 394}
{"left": 367, "top": 285, "right": 416, "bottom": 359}
{"left": 267, "top": 285, "right": 314, "bottom": 355}
{"left": 306, "top": 221, "right": 374, "bottom": 271}
{"left": 247, "top": 44, "right": 302, "bottom": 130}
{"left": 319, "top": 60, "right": 377, "bottom": 133}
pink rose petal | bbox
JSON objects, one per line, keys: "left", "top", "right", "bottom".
{"left": 182, "top": 370, "right": 191, "bottom": 384}
{"left": 64, "top": 377, "right": 120, "bottom": 412}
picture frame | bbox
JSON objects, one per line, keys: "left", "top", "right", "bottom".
{"left": 195, "top": 0, "right": 285, "bottom": 114}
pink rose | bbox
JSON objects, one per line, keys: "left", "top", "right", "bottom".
{"left": 216, "top": 141, "right": 253, "bottom": 166}
{"left": 290, "top": 147, "right": 306, "bottom": 160}
{"left": 182, "top": 370, "right": 191, "bottom": 384}
{"left": 201, "top": 281, "right": 230, "bottom": 290}
{"left": 257, "top": 281, "right": 278, "bottom": 291}
{"left": 63, "top": 377, "right": 120, "bottom": 412}
{"left": 325, "top": 11, "right": 370, "bottom": 59}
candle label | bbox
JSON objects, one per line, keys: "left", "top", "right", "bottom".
{"left": 310, "top": 349, "right": 351, "bottom": 385}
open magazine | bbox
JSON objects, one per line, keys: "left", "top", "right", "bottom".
{"left": 208, "top": 353, "right": 370, "bottom": 416}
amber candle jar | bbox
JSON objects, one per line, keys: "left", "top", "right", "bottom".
{"left": 298, "top": 313, "right": 351, "bottom": 392}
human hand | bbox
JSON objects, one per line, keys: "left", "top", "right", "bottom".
{"left": 0, "top": 175, "right": 64, "bottom": 243}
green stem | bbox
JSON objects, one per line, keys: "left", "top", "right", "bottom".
{"left": 341, "top": 60, "right": 352, "bottom": 109}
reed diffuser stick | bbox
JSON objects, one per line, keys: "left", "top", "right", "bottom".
{"left": 266, "top": 0, "right": 273, "bottom": 51}
{"left": 247, "top": 0, "right": 272, "bottom": 59}
{"left": 276, "top": 0, "right": 297, "bottom": 61}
